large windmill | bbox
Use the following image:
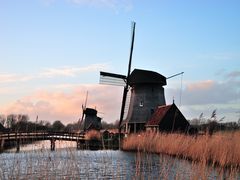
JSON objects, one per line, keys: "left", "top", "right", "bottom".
{"left": 100, "top": 22, "right": 185, "bottom": 134}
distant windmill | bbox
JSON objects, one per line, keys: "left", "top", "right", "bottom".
{"left": 78, "top": 91, "right": 102, "bottom": 131}
{"left": 100, "top": 22, "right": 185, "bottom": 134}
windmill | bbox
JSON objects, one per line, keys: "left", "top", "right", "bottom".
{"left": 78, "top": 91, "right": 102, "bottom": 131}
{"left": 100, "top": 22, "right": 186, "bottom": 134}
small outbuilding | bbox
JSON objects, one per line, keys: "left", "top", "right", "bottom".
{"left": 145, "top": 102, "right": 190, "bottom": 133}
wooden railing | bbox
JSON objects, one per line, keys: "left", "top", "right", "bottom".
{"left": 0, "top": 131, "right": 85, "bottom": 141}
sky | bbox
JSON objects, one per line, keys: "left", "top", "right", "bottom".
{"left": 0, "top": 0, "right": 240, "bottom": 124}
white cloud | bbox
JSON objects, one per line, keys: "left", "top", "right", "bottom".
{"left": 40, "top": 63, "right": 108, "bottom": 78}
{"left": 0, "top": 87, "right": 14, "bottom": 94}
{"left": 0, "top": 73, "right": 35, "bottom": 83}
{"left": 41, "top": 0, "right": 133, "bottom": 12}
{"left": 0, "top": 63, "right": 109, "bottom": 84}
{"left": 69, "top": 0, "right": 133, "bottom": 12}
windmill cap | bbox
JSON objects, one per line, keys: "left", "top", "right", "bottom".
{"left": 85, "top": 108, "right": 97, "bottom": 115}
{"left": 129, "top": 69, "right": 167, "bottom": 86}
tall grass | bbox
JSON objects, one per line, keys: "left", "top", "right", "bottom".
{"left": 122, "top": 131, "right": 240, "bottom": 168}
{"left": 85, "top": 130, "right": 101, "bottom": 140}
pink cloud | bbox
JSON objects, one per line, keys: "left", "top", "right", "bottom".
{"left": 0, "top": 84, "right": 123, "bottom": 124}
{"left": 186, "top": 80, "right": 214, "bottom": 91}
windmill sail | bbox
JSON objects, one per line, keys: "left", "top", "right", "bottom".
{"left": 127, "top": 21, "right": 135, "bottom": 78}
{"left": 100, "top": 71, "right": 126, "bottom": 86}
{"left": 119, "top": 21, "right": 136, "bottom": 129}
{"left": 78, "top": 91, "right": 88, "bottom": 130}
{"left": 98, "top": 21, "right": 136, "bottom": 131}
{"left": 123, "top": 90, "right": 131, "bottom": 119}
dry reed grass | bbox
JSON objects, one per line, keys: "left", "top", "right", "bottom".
{"left": 85, "top": 130, "right": 101, "bottom": 140}
{"left": 122, "top": 131, "right": 240, "bottom": 168}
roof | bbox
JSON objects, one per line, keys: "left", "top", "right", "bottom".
{"left": 84, "top": 108, "right": 97, "bottom": 116}
{"left": 146, "top": 104, "right": 172, "bottom": 126}
{"left": 128, "top": 69, "right": 167, "bottom": 86}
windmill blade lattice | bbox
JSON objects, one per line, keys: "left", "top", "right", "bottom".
{"left": 100, "top": 71, "right": 126, "bottom": 86}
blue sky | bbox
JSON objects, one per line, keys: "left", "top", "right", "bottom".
{"left": 0, "top": 0, "right": 240, "bottom": 124}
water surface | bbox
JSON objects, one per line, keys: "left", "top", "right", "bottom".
{"left": 0, "top": 141, "right": 239, "bottom": 179}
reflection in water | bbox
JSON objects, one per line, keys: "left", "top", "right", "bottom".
{"left": 0, "top": 141, "right": 239, "bottom": 179}
{"left": 5, "top": 140, "right": 77, "bottom": 153}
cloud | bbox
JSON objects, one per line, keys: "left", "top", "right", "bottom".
{"left": 40, "top": 63, "right": 108, "bottom": 78}
{"left": 41, "top": 0, "right": 133, "bottom": 12}
{"left": 186, "top": 80, "right": 214, "bottom": 91}
{"left": 0, "top": 84, "right": 123, "bottom": 124}
{"left": 167, "top": 79, "right": 239, "bottom": 106}
{"left": 0, "top": 87, "right": 14, "bottom": 94}
{"left": 0, "top": 73, "right": 34, "bottom": 83}
{"left": 226, "top": 70, "right": 240, "bottom": 80}
{"left": 2, "top": 68, "right": 239, "bottom": 124}
{"left": 0, "top": 73, "right": 16, "bottom": 83}
{"left": 165, "top": 71, "right": 240, "bottom": 121}
{"left": 69, "top": 0, "right": 133, "bottom": 12}
{"left": 0, "top": 63, "right": 109, "bottom": 84}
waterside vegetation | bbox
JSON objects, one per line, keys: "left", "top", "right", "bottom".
{"left": 123, "top": 131, "right": 240, "bottom": 169}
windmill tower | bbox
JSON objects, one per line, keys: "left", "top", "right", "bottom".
{"left": 123, "top": 69, "right": 167, "bottom": 133}
{"left": 78, "top": 92, "right": 102, "bottom": 131}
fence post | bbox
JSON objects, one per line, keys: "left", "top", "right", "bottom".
{"left": 0, "top": 139, "right": 4, "bottom": 152}
{"left": 50, "top": 138, "right": 56, "bottom": 151}
{"left": 16, "top": 139, "right": 20, "bottom": 152}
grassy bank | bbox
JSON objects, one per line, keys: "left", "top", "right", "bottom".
{"left": 122, "top": 131, "right": 240, "bottom": 168}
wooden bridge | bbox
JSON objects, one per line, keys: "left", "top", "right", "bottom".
{"left": 0, "top": 131, "right": 85, "bottom": 152}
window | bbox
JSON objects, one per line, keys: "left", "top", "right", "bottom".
{"left": 151, "top": 108, "right": 154, "bottom": 115}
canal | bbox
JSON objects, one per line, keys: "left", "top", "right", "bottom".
{"left": 0, "top": 140, "right": 239, "bottom": 179}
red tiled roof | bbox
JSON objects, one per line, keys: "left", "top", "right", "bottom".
{"left": 146, "top": 104, "right": 172, "bottom": 126}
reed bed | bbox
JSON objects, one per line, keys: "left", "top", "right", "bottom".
{"left": 122, "top": 131, "right": 240, "bottom": 168}
{"left": 85, "top": 130, "right": 101, "bottom": 140}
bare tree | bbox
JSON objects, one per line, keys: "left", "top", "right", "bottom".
{"left": 0, "top": 114, "right": 6, "bottom": 127}
{"left": 6, "top": 114, "right": 17, "bottom": 129}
